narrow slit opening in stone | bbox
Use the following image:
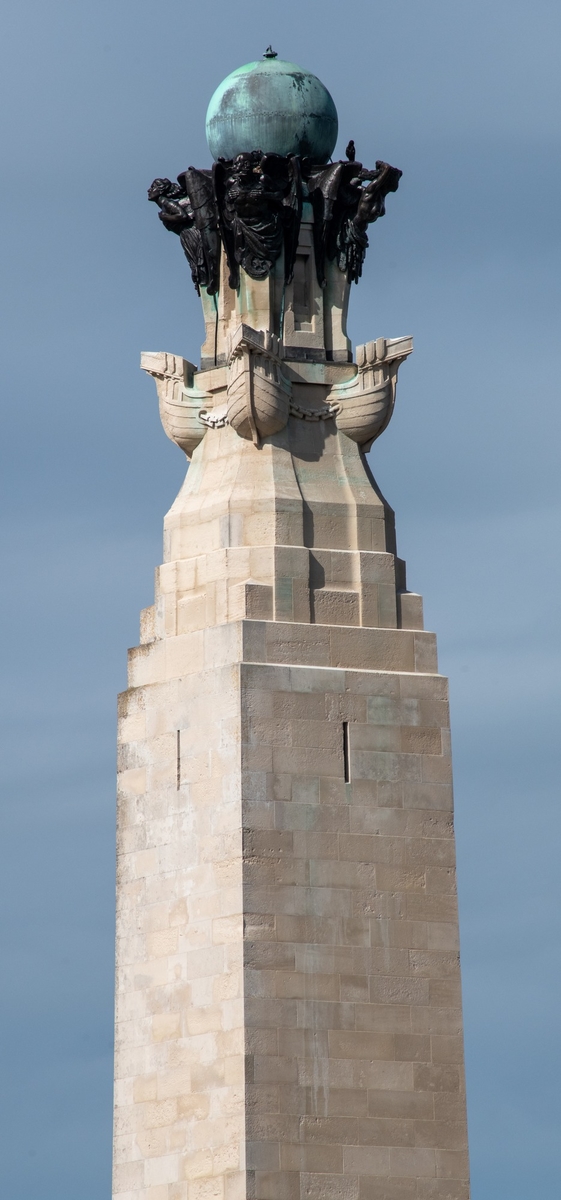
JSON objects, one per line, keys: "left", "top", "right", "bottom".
{"left": 343, "top": 720, "right": 350, "bottom": 783}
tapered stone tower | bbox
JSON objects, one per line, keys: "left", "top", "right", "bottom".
{"left": 113, "top": 53, "right": 470, "bottom": 1200}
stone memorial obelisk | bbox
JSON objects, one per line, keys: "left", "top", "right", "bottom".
{"left": 113, "top": 51, "right": 470, "bottom": 1200}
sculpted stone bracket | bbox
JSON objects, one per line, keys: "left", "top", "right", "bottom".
{"left": 327, "top": 335, "right": 413, "bottom": 450}
{"left": 141, "top": 332, "right": 412, "bottom": 458}
{"left": 149, "top": 150, "right": 401, "bottom": 296}
{"left": 140, "top": 351, "right": 211, "bottom": 458}
{"left": 226, "top": 324, "right": 290, "bottom": 446}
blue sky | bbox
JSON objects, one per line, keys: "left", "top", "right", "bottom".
{"left": 0, "top": 1, "right": 560, "bottom": 1196}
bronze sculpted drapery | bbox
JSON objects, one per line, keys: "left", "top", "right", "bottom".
{"left": 148, "top": 170, "right": 220, "bottom": 295}
{"left": 148, "top": 147, "right": 401, "bottom": 295}
{"left": 213, "top": 152, "right": 302, "bottom": 290}
{"left": 306, "top": 158, "right": 402, "bottom": 286}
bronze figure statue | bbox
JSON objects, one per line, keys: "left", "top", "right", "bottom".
{"left": 213, "top": 151, "right": 302, "bottom": 290}
{"left": 342, "top": 160, "right": 402, "bottom": 283}
{"left": 149, "top": 149, "right": 400, "bottom": 295}
{"left": 148, "top": 170, "right": 220, "bottom": 295}
{"left": 305, "top": 156, "right": 402, "bottom": 286}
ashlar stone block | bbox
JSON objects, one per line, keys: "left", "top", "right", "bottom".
{"left": 114, "top": 625, "right": 469, "bottom": 1200}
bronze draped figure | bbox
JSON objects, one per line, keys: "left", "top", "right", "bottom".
{"left": 307, "top": 158, "right": 402, "bottom": 286}
{"left": 213, "top": 151, "right": 302, "bottom": 290}
{"left": 148, "top": 146, "right": 401, "bottom": 295}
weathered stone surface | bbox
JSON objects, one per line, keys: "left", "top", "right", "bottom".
{"left": 114, "top": 640, "right": 469, "bottom": 1199}
{"left": 115, "top": 77, "right": 469, "bottom": 1199}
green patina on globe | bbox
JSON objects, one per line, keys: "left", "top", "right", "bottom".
{"left": 206, "top": 53, "right": 338, "bottom": 163}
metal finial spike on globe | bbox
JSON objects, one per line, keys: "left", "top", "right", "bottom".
{"left": 263, "top": 45, "right": 277, "bottom": 58}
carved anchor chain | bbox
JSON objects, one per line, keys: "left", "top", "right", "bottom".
{"left": 141, "top": 334, "right": 413, "bottom": 456}
{"left": 289, "top": 399, "right": 341, "bottom": 422}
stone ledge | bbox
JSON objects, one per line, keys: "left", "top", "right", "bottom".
{"left": 127, "top": 620, "right": 438, "bottom": 688}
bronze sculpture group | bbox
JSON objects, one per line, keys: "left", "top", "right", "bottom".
{"left": 148, "top": 145, "right": 401, "bottom": 296}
